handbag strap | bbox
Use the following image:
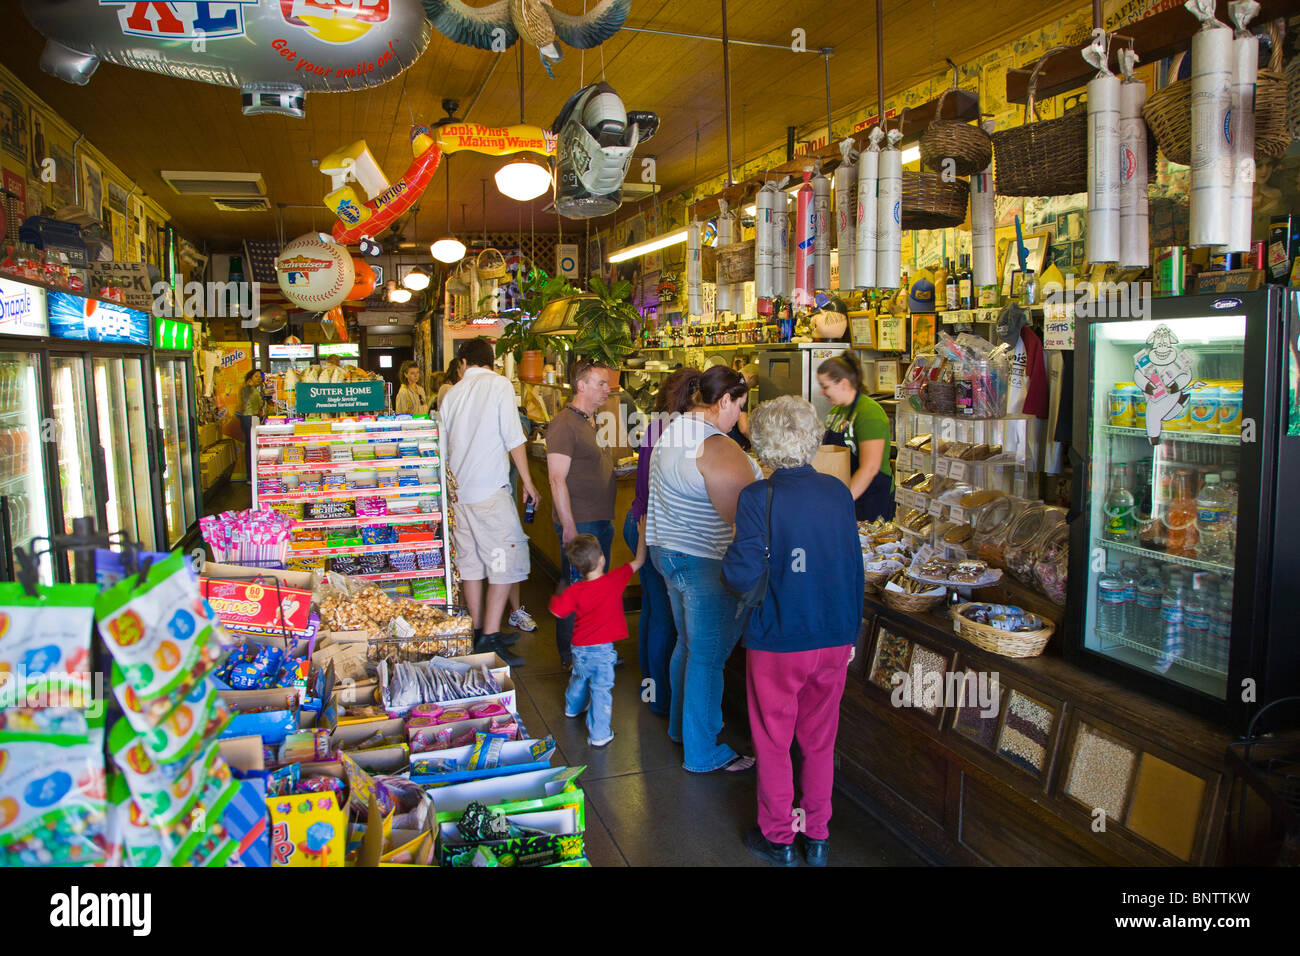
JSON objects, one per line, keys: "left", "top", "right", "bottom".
{"left": 761, "top": 481, "right": 775, "bottom": 558}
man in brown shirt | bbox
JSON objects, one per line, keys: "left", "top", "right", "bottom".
{"left": 547, "top": 360, "right": 617, "bottom": 667}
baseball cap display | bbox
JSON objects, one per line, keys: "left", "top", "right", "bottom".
{"left": 908, "top": 272, "right": 937, "bottom": 313}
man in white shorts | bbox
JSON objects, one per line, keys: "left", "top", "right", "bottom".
{"left": 439, "top": 338, "right": 539, "bottom": 666}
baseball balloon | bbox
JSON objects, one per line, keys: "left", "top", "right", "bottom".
{"left": 276, "top": 235, "right": 355, "bottom": 311}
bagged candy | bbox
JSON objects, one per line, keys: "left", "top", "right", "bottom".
{"left": 408, "top": 723, "right": 453, "bottom": 753}
{"left": 464, "top": 732, "right": 508, "bottom": 771}
{"left": 96, "top": 552, "right": 225, "bottom": 713}
{"left": 109, "top": 728, "right": 238, "bottom": 829}
{"left": 0, "top": 583, "right": 98, "bottom": 710}
{"left": 0, "top": 719, "right": 107, "bottom": 867}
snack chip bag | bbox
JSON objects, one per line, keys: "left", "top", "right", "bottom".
{"left": 96, "top": 552, "right": 225, "bottom": 710}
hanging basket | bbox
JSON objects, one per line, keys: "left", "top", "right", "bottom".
{"left": 476, "top": 247, "right": 508, "bottom": 280}
{"left": 919, "top": 87, "right": 992, "bottom": 177}
{"left": 1145, "top": 26, "right": 1291, "bottom": 167}
{"left": 1287, "top": 51, "right": 1300, "bottom": 140}
{"left": 901, "top": 172, "right": 969, "bottom": 231}
{"left": 991, "top": 46, "right": 1088, "bottom": 196}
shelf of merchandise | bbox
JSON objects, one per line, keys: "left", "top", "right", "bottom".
{"left": 292, "top": 511, "right": 442, "bottom": 530}
{"left": 1100, "top": 632, "right": 1228, "bottom": 677}
{"left": 252, "top": 417, "right": 456, "bottom": 603}
{"left": 1094, "top": 537, "right": 1233, "bottom": 576}
{"left": 286, "top": 540, "right": 442, "bottom": 559}
{"left": 256, "top": 457, "right": 440, "bottom": 475}
{"left": 1100, "top": 425, "right": 1240, "bottom": 446}
{"left": 256, "top": 483, "right": 442, "bottom": 503}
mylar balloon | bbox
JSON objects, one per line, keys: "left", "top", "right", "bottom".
{"left": 346, "top": 259, "right": 377, "bottom": 302}
{"left": 257, "top": 304, "right": 289, "bottom": 333}
{"left": 322, "top": 126, "right": 441, "bottom": 245}
{"left": 21, "top": 0, "right": 432, "bottom": 117}
{"left": 275, "top": 235, "right": 355, "bottom": 311}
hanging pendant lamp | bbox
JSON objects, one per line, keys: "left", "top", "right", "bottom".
{"left": 496, "top": 44, "right": 552, "bottom": 202}
{"left": 431, "top": 155, "right": 466, "bottom": 263}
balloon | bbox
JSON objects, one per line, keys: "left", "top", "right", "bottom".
{"left": 275, "top": 235, "right": 355, "bottom": 311}
{"left": 323, "top": 306, "right": 348, "bottom": 342}
{"left": 322, "top": 126, "right": 441, "bottom": 245}
{"left": 21, "top": 0, "right": 431, "bottom": 118}
{"left": 436, "top": 123, "right": 557, "bottom": 157}
{"left": 346, "top": 259, "right": 377, "bottom": 302}
{"left": 257, "top": 305, "right": 288, "bottom": 333}
{"left": 553, "top": 82, "right": 658, "bottom": 219}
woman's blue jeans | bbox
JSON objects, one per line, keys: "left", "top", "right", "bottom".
{"left": 650, "top": 545, "right": 743, "bottom": 772}
{"left": 624, "top": 512, "right": 675, "bottom": 717}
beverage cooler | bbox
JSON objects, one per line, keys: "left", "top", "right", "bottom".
{"left": 1066, "top": 288, "right": 1298, "bottom": 730}
{"left": 0, "top": 277, "right": 202, "bottom": 581}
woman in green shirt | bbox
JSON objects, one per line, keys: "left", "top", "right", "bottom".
{"left": 817, "top": 352, "right": 895, "bottom": 521}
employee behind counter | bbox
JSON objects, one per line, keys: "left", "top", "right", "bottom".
{"left": 817, "top": 351, "right": 895, "bottom": 522}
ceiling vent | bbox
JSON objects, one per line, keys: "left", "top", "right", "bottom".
{"left": 212, "top": 197, "right": 271, "bottom": 212}
{"left": 162, "top": 170, "right": 267, "bottom": 197}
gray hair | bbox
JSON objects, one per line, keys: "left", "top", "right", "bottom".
{"left": 750, "top": 395, "right": 822, "bottom": 470}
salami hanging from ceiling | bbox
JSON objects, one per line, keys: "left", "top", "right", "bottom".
{"left": 21, "top": 0, "right": 432, "bottom": 117}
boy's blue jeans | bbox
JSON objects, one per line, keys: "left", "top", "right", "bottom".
{"left": 565, "top": 643, "right": 617, "bottom": 743}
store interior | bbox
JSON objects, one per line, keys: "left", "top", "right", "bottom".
{"left": 0, "top": 0, "right": 1298, "bottom": 872}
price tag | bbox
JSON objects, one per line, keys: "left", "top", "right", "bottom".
{"left": 908, "top": 492, "right": 924, "bottom": 510}
{"left": 935, "top": 458, "right": 950, "bottom": 477}
{"left": 928, "top": 500, "right": 945, "bottom": 518}
{"left": 949, "top": 505, "right": 966, "bottom": 524}
{"left": 949, "top": 461, "right": 967, "bottom": 481}
{"left": 901, "top": 450, "right": 915, "bottom": 471}
{"left": 954, "top": 616, "right": 962, "bottom": 634}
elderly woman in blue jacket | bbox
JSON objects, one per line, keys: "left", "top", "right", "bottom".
{"left": 722, "top": 395, "right": 864, "bottom": 867}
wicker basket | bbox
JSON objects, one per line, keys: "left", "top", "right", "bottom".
{"left": 919, "top": 87, "right": 993, "bottom": 178}
{"left": 882, "top": 586, "right": 947, "bottom": 614}
{"left": 716, "top": 238, "right": 756, "bottom": 283}
{"left": 901, "top": 171, "right": 969, "bottom": 231}
{"left": 476, "top": 247, "right": 508, "bottom": 280}
{"left": 952, "top": 603, "right": 1055, "bottom": 658}
{"left": 1288, "top": 53, "right": 1300, "bottom": 139}
{"left": 992, "top": 46, "right": 1088, "bottom": 196}
{"left": 864, "top": 568, "right": 892, "bottom": 593}
{"left": 1145, "top": 29, "right": 1291, "bottom": 166}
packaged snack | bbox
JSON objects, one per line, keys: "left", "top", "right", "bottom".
{"left": 0, "top": 582, "right": 98, "bottom": 709}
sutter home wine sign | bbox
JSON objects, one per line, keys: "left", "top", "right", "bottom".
{"left": 296, "top": 380, "right": 384, "bottom": 413}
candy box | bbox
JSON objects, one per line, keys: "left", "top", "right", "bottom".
{"left": 426, "top": 765, "right": 586, "bottom": 821}
{"left": 219, "top": 689, "right": 300, "bottom": 746}
{"left": 438, "top": 807, "right": 584, "bottom": 868}
{"left": 266, "top": 762, "right": 348, "bottom": 866}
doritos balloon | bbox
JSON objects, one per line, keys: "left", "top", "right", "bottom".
{"left": 21, "top": 0, "right": 431, "bottom": 118}
{"left": 322, "top": 126, "right": 441, "bottom": 245}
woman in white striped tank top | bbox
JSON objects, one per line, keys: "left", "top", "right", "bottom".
{"left": 646, "top": 367, "right": 761, "bottom": 773}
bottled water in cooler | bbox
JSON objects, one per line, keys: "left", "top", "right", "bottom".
{"left": 1209, "top": 580, "right": 1233, "bottom": 673}
{"left": 1098, "top": 566, "right": 1128, "bottom": 636}
{"left": 1183, "top": 576, "right": 1210, "bottom": 666}
{"left": 1157, "top": 571, "right": 1185, "bottom": 671}
{"left": 1135, "top": 564, "right": 1164, "bottom": 649}
{"left": 1196, "top": 474, "right": 1233, "bottom": 564}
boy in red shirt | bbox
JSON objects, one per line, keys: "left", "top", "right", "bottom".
{"left": 549, "top": 523, "right": 647, "bottom": 747}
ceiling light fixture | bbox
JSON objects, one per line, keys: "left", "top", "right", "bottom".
{"left": 496, "top": 44, "right": 553, "bottom": 202}
{"left": 388, "top": 286, "right": 412, "bottom": 304}
{"left": 402, "top": 266, "right": 430, "bottom": 291}
{"left": 607, "top": 228, "right": 690, "bottom": 263}
{"left": 431, "top": 155, "right": 466, "bottom": 263}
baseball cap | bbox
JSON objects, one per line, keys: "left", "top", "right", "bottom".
{"left": 908, "top": 273, "right": 936, "bottom": 313}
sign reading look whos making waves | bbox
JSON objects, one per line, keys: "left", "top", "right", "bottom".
{"left": 296, "top": 381, "right": 384, "bottom": 413}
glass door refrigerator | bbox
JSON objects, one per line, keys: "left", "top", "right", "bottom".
{"left": 1067, "top": 288, "right": 1297, "bottom": 731}
{"left": 154, "top": 349, "right": 201, "bottom": 549}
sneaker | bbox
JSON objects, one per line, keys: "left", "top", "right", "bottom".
{"left": 743, "top": 827, "right": 796, "bottom": 867}
{"left": 588, "top": 733, "right": 614, "bottom": 748}
{"left": 508, "top": 607, "right": 538, "bottom": 632}
{"left": 479, "top": 634, "right": 523, "bottom": 667}
{"left": 564, "top": 705, "right": 588, "bottom": 718}
{"left": 802, "top": 836, "right": 829, "bottom": 867}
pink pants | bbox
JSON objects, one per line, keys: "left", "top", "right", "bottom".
{"left": 746, "top": 645, "right": 851, "bottom": 844}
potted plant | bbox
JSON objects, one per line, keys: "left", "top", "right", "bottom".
{"left": 572, "top": 276, "right": 639, "bottom": 392}
{"left": 497, "top": 267, "right": 576, "bottom": 381}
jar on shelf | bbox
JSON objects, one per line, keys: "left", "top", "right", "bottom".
{"left": 1003, "top": 504, "right": 1066, "bottom": 584}
{"left": 1032, "top": 521, "right": 1069, "bottom": 605}
{"left": 971, "top": 494, "right": 1027, "bottom": 569}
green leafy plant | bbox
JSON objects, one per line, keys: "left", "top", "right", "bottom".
{"left": 494, "top": 266, "right": 577, "bottom": 361}
{"left": 572, "top": 275, "right": 638, "bottom": 370}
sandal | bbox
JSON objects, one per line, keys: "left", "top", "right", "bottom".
{"left": 722, "top": 754, "right": 756, "bottom": 773}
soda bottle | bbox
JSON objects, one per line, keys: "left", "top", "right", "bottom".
{"left": 1135, "top": 563, "right": 1164, "bottom": 649}
{"left": 1183, "top": 574, "right": 1210, "bottom": 666}
{"left": 1195, "top": 474, "right": 1232, "bottom": 564}
{"left": 1103, "top": 462, "right": 1138, "bottom": 542}
{"left": 1164, "top": 469, "right": 1199, "bottom": 557}
{"left": 1209, "top": 579, "right": 1233, "bottom": 672}
{"left": 1097, "top": 564, "right": 1128, "bottom": 636}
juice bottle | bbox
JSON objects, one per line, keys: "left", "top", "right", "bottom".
{"left": 1164, "top": 469, "right": 1199, "bottom": 557}
{"left": 1109, "top": 383, "right": 1135, "bottom": 427}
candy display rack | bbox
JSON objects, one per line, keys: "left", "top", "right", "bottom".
{"left": 251, "top": 416, "right": 454, "bottom": 606}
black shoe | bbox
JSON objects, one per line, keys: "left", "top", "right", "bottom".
{"left": 743, "top": 827, "right": 796, "bottom": 867}
{"left": 613, "top": 654, "right": 625, "bottom": 668}
{"left": 802, "top": 836, "right": 829, "bottom": 867}
{"left": 560, "top": 658, "right": 573, "bottom": 671}
{"left": 495, "top": 630, "right": 521, "bottom": 646}
{"left": 480, "top": 634, "right": 524, "bottom": 667}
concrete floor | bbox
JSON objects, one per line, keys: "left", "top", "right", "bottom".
{"left": 208, "top": 480, "right": 927, "bottom": 866}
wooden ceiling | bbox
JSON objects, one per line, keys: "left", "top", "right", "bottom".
{"left": 1, "top": 0, "right": 1088, "bottom": 247}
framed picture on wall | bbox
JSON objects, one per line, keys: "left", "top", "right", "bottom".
{"left": 998, "top": 230, "right": 1050, "bottom": 298}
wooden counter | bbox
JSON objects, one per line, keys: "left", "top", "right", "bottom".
{"left": 515, "top": 448, "right": 640, "bottom": 583}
